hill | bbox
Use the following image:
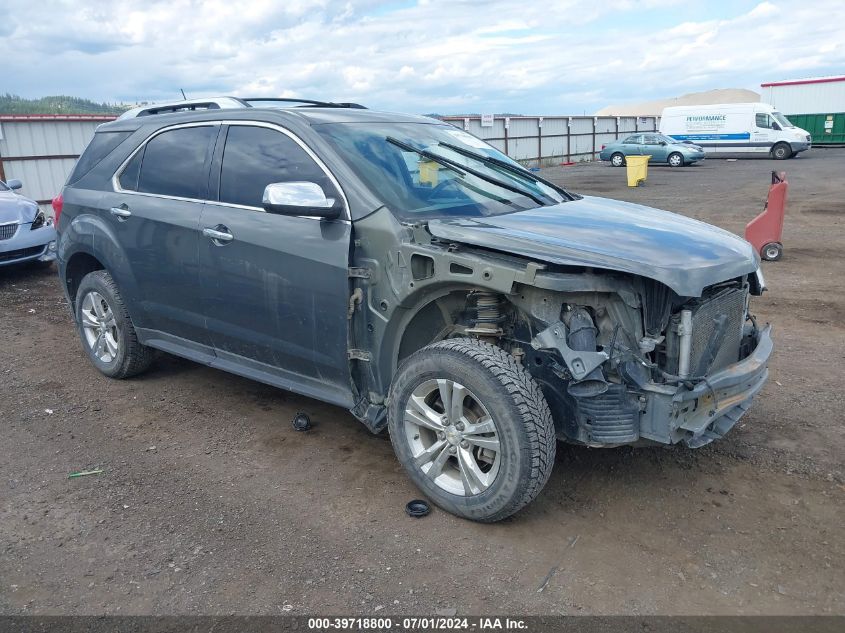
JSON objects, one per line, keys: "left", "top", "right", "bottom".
{"left": 596, "top": 88, "right": 761, "bottom": 116}
{"left": 0, "top": 94, "right": 129, "bottom": 115}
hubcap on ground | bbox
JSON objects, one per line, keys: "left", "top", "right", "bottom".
{"left": 81, "top": 291, "right": 120, "bottom": 363}
{"left": 403, "top": 379, "right": 501, "bottom": 496}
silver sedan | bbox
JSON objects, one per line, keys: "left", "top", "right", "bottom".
{"left": 0, "top": 179, "right": 58, "bottom": 267}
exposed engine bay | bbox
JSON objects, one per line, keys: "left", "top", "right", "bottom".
{"left": 381, "top": 245, "right": 769, "bottom": 449}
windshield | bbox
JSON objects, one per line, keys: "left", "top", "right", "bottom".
{"left": 315, "top": 122, "right": 569, "bottom": 219}
{"left": 772, "top": 112, "right": 794, "bottom": 128}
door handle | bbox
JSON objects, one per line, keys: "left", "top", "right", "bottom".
{"left": 110, "top": 206, "right": 132, "bottom": 219}
{"left": 202, "top": 227, "right": 234, "bottom": 243}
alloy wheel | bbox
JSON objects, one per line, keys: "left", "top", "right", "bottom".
{"left": 403, "top": 378, "right": 501, "bottom": 496}
{"left": 80, "top": 291, "right": 120, "bottom": 363}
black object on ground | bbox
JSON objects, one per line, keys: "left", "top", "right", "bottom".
{"left": 292, "top": 412, "right": 312, "bottom": 431}
{"left": 405, "top": 499, "right": 431, "bottom": 518}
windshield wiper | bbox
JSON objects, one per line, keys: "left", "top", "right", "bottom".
{"left": 438, "top": 141, "right": 576, "bottom": 201}
{"left": 387, "top": 137, "right": 546, "bottom": 206}
{"left": 386, "top": 137, "right": 465, "bottom": 176}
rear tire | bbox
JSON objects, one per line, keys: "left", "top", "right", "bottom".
{"left": 668, "top": 152, "right": 684, "bottom": 167}
{"left": 772, "top": 143, "right": 792, "bottom": 160}
{"left": 75, "top": 270, "right": 156, "bottom": 379}
{"left": 610, "top": 153, "right": 625, "bottom": 167}
{"left": 388, "top": 338, "right": 556, "bottom": 522}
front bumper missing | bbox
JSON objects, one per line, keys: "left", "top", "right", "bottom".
{"left": 640, "top": 324, "right": 773, "bottom": 447}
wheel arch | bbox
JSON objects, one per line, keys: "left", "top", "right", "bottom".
{"left": 376, "top": 280, "right": 521, "bottom": 394}
{"left": 58, "top": 213, "right": 144, "bottom": 323}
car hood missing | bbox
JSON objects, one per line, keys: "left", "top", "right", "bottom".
{"left": 0, "top": 191, "right": 39, "bottom": 225}
{"left": 427, "top": 196, "right": 758, "bottom": 297}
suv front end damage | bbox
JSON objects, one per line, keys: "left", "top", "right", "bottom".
{"left": 507, "top": 271, "right": 771, "bottom": 449}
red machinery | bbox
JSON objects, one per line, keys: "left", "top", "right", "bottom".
{"left": 745, "top": 171, "right": 788, "bottom": 261}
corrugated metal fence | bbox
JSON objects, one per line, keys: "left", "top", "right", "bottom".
{"left": 0, "top": 114, "right": 117, "bottom": 214}
{"left": 0, "top": 112, "right": 660, "bottom": 214}
{"left": 440, "top": 115, "right": 660, "bottom": 166}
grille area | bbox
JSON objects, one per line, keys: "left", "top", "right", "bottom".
{"left": 689, "top": 287, "right": 747, "bottom": 374}
{"left": 0, "top": 222, "right": 18, "bottom": 241}
{"left": 0, "top": 246, "right": 44, "bottom": 263}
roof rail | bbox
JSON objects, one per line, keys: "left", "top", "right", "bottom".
{"left": 117, "top": 96, "right": 368, "bottom": 120}
{"left": 243, "top": 97, "right": 367, "bottom": 109}
{"left": 117, "top": 97, "right": 249, "bottom": 120}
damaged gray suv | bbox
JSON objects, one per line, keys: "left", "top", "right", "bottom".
{"left": 56, "top": 97, "right": 772, "bottom": 522}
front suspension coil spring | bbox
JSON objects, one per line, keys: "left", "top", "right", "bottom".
{"left": 467, "top": 291, "right": 505, "bottom": 337}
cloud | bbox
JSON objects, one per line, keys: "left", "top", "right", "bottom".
{"left": 0, "top": 0, "right": 843, "bottom": 114}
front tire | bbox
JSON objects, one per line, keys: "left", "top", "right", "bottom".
{"left": 610, "top": 153, "right": 625, "bottom": 167}
{"left": 75, "top": 270, "right": 155, "bottom": 379}
{"left": 388, "top": 338, "right": 556, "bottom": 522}
{"left": 772, "top": 143, "right": 792, "bottom": 160}
{"left": 668, "top": 152, "right": 684, "bottom": 167}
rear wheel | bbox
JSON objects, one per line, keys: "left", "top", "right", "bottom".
{"left": 75, "top": 270, "right": 156, "bottom": 379}
{"left": 772, "top": 143, "right": 792, "bottom": 160}
{"left": 610, "top": 153, "right": 625, "bottom": 167}
{"left": 762, "top": 242, "right": 783, "bottom": 261}
{"left": 668, "top": 152, "right": 684, "bottom": 167}
{"left": 388, "top": 338, "right": 556, "bottom": 522}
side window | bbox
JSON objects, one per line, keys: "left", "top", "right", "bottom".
{"left": 118, "top": 149, "right": 143, "bottom": 191}
{"left": 68, "top": 131, "right": 132, "bottom": 185}
{"left": 623, "top": 135, "right": 641, "bottom": 144}
{"left": 136, "top": 126, "right": 215, "bottom": 199}
{"left": 642, "top": 134, "right": 660, "bottom": 145}
{"left": 219, "top": 125, "right": 336, "bottom": 208}
{"left": 755, "top": 113, "right": 771, "bottom": 129}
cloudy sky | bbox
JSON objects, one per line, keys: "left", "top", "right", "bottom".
{"left": 1, "top": 0, "right": 842, "bottom": 114}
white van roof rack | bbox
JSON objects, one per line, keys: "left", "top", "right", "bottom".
{"left": 118, "top": 96, "right": 367, "bottom": 120}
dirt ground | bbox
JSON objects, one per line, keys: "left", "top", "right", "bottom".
{"left": 2, "top": 149, "right": 843, "bottom": 616}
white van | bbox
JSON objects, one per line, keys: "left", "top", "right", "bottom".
{"left": 659, "top": 103, "right": 811, "bottom": 159}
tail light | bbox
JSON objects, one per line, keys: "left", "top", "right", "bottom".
{"left": 601, "top": 145, "right": 606, "bottom": 150}
{"left": 52, "top": 193, "right": 64, "bottom": 226}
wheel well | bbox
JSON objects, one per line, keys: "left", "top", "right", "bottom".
{"left": 395, "top": 288, "right": 519, "bottom": 364}
{"left": 65, "top": 252, "right": 105, "bottom": 310}
{"left": 397, "top": 290, "right": 469, "bottom": 363}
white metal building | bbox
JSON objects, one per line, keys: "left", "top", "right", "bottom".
{"left": 761, "top": 76, "right": 845, "bottom": 114}
{"left": 0, "top": 114, "right": 116, "bottom": 214}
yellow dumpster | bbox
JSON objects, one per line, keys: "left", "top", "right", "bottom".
{"left": 626, "top": 155, "right": 651, "bottom": 187}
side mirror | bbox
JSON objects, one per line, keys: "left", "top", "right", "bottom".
{"left": 262, "top": 182, "right": 341, "bottom": 219}
{"left": 7, "top": 179, "right": 22, "bottom": 190}
{"left": 772, "top": 122, "right": 781, "bottom": 131}
{"left": 659, "top": 141, "right": 667, "bottom": 146}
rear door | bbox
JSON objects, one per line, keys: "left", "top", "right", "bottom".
{"left": 198, "top": 122, "right": 352, "bottom": 402}
{"left": 105, "top": 123, "right": 218, "bottom": 346}
{"left": 622, "top": 134, "right": 643, "bottom": 156}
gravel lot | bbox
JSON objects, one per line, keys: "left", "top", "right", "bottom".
{"left": 2, "top": 149, "right": 843, "bottom": 616}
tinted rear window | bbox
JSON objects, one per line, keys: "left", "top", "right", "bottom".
{"left": 137, "top": 126, "right": 215, "bottom": 199}
{"left": 68, "top": 131, "right": 132, "bottom": 184}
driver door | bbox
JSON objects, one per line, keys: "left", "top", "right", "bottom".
{"left": 198, "top": 123, "right": 352, "bottom": 405}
